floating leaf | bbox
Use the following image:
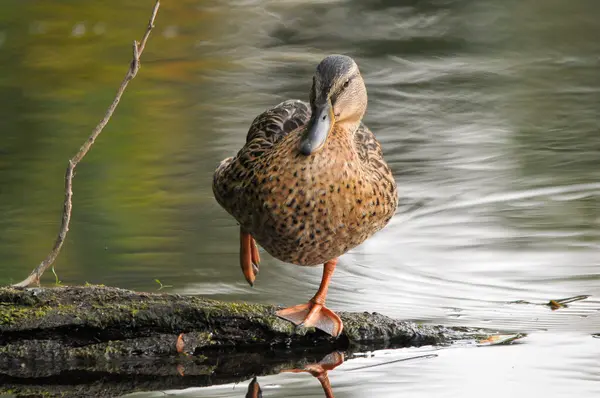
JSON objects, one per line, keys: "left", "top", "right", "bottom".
{"left": 510, "top": 295, "right": 590, "bottom": 310}
{"left": 546, "top": 295, "right": 590, "bottom": 311}
{"left": 478, "top": 333, "right": 526, "bottom": 346}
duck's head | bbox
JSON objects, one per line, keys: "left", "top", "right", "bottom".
{"left": 299, "top": 55, "right": 367, "bottom": 156}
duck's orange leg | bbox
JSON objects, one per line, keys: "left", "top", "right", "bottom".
{"left": 240, "top": 228, "right": 260, "bottom": 286}
{"left": 276, "top": 258, "right": 343, "bottom": 337}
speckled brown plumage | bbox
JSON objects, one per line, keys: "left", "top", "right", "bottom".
{"left": 212, "top": 55, "right": 398, "bottom": 337}
{"left": 213, "top": 99, "right": 397, "bottom": 265}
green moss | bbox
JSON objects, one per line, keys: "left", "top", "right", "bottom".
{"left": 201, "top": 299, "right": 271, "bottom": 317}
{"left": 259, "top": 314, "right": 296, "bottom": 335}
{"left": 104, "top": 343, "right": 122, "bottom": 359}
{"left": 77, "top": 300, "right": 153, "bottom": 328}
{"left": 0, "top": 304, "right": 53, "bottom": 326}
{"left": 198, "top": 331, "right": 215, "bottom": 345}
{"left": 0, "top": 387, "right": 60, "bottom": 397}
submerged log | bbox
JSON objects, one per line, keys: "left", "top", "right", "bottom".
{"left": 0, "top": 285, "right": 510, "bottom": 397}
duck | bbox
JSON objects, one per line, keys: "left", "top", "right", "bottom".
{"left": 213, "top": 54, "right": 398, "bottom": 337}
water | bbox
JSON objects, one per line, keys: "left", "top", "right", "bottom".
{"left": 1, "top": 0, "right": 600, "bottom": 396}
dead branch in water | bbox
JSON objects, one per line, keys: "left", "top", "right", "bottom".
{"left": 12, "top": 1, "right": 162, "bottom": 288}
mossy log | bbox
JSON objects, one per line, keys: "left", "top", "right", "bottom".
{"left": 0, "top": 285, "right": 506, "bottom": 397}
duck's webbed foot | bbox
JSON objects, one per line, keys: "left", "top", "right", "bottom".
{"left": 276, "top": 259, "right": 343, "bottom": 337}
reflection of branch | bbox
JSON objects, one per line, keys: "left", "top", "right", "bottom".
{"left": 347, "top": 352, "right": 438, "bottom": 371}
{"left": 12, "top": 1, "right": 162, "bottom": 288}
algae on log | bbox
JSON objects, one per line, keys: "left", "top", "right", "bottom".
{"left": 0, "top": 286, "right": 501, "bottom": 397}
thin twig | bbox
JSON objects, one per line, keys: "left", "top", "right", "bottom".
{"left": 12, "top": 0, "right": 161, "bottom": 288}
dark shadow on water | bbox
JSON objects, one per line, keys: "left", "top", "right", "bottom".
{"left": 0, "top": 345, "right": 439, "bottom": 397}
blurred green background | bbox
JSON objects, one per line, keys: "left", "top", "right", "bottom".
{"left": 0, "top": 0, "right": 232, "bottom": 287}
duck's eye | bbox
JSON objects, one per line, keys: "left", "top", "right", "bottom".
{"left": 343, "top": 79, "right": 350, "bottom": 89}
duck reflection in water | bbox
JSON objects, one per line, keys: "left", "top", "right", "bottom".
{"left": 246, "top": 352, "right": 343, "bottom": 398}
{"left": 245, "top": 376, "right": 262, "bottom": 398}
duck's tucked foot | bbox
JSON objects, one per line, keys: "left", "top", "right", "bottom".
{"left": 240, "top": 229, "right": 260, "bottom": 286}
{"left": 276, "top": 301, "right": 343, "bottom": 337}
{"left": 251, "top": 238, "right": 260, "bottom": 271}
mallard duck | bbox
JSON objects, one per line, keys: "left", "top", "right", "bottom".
{"left": 213, "top": 55, "right": 398, "bottom": 337}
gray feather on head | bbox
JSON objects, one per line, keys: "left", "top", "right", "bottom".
{"left": 316, "top": 54, "right": 358, "bottom": 84}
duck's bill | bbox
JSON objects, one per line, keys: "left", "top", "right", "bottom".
{"left": 299, "top": 100, "right": 335, "bottom": 156}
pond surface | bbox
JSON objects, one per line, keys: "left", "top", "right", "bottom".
{"left": 1, "top": 0, "right": 600, "bottom": 397}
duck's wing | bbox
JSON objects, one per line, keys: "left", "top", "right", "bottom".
{"left": 212, "top": 100, "right": 310, "bottom": 214}
{"left": 354, "top": 122, "right": 384, "bottom": 162}
{"left": 354, "top": 122, "right": 397, "bottom": 190}
{"left": 245, "top": 99, "right": 311, "bottom": 150}
{"left": 354, "top": 122, "right": 399, "bottom": 215}
{"left": 212, "top": 100, "right": 312, "bottom": 285}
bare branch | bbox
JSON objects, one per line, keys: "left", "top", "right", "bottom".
{"left": 12, "top": 0, "right": 162, "bottom": 288}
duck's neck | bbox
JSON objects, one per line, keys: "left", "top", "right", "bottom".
{"left": 323, "top": 123, "right": 359, "bottom": 159}
{"left": 330, "top": 121, "right": 359, "bottom": 143}
{"left": 335, "top": 118, "right": 361, "bottom": 133}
